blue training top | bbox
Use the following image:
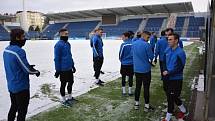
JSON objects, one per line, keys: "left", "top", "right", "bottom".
{"left": 133, "top": 38, "right": 154, "bottom": 73}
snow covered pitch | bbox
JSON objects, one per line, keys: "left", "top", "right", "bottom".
{"left": 0, "top": 40, "right": 193, "bottom": 120}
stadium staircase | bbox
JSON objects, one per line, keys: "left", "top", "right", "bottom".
{"left": 166, "top": 13, "right": 177, "bottom": 28}
{"left": 182, "top": 17, "right": 190, "bottom": 37}
{"left": 160, "top": 18, "right": 168, "bottom": 35}
{"left": 54, "top": 23, "right": 69, "bottom": 37}
{"left": 175, "top": 16, "right": 186, "bottom": 36}
{"left": 137, "top": 18, "right": 148, "bottom": 33}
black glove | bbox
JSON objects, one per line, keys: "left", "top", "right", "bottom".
{"left": 150, "top": 61, "right": 155, "bottom": 67}
{"left": 154, "top": 58, "right": 157, "bottom": 64}
{"left": 29, "top": 65, "right": 40, "bottom": 77}
{"left": 35, "top": 70, "right": 40, "bottom": 77}
{"left": 30, "top": 65, "right": 35, "bottom": 68}
{"left": 55, "top": 71, "right": 60, "bottom": 78}
{"left": 72, "top": 67, "right": 76, "bottom": 73}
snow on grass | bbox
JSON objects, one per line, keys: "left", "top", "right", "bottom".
{"left": 28, "top": 42, "right": 201, "bottom": 121}
{"left": 0, "top": 40, "right": 195, "bottom": 120}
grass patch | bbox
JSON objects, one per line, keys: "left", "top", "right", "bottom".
{"left": 29, "top": 42, "right": 202, "bottom": 121}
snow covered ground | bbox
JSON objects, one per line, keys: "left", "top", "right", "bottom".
{"left": 0, "top": 40, "right": 193, "bottom": 120}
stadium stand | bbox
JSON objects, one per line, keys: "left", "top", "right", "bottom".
{"left": 186, "top": 16, "right": 205, "bottom": 37}
{"left": 0, "top": 2, "right": 206, "bottom": 40}
{"left": 0, "top": 16, "right": 206, "bottom": 40}
{"left": 100, "top": 18, "right": 142, "bottom": 38}
{"left": 28, "top": 31, "right": 41, "bottom": 39}
{"left": 66, "top": 21, "right": 99, "bottom": 39}
{"left": 41, "top": 23, "right": 66, "bottom": 39}
{"left": 0, "top": 25, "right": 10, "bottom": 41}
{"left": 6, "top": 26, "right": 22, "bottom": 30}
{"left": 144, "top": 17, "right": 166, "bottom": 34}
{"left": 174, "top": 17, "right": 186, "bottom": 36}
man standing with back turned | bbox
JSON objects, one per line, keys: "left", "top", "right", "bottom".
{"left": 133, "top": 31, "right": 155, "bottom": 111}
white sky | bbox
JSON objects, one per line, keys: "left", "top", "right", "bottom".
{"left": 0, "top": 0, "right": 210, "bottom": 14}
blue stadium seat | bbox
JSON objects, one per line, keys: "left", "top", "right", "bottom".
{"left": 186, "top": 16, "right": 205, "bottom": 37}
{"left": 144, "top": 17, "right": 166, "bottom": 34}
{"left": 100, "top": 18, "right": 142, "bottom": 37}
{"left": 6, "top": 26, "right": 22, "bottom": 30}
{"left": 28, "top": 31, "right": 41, "bottom": 39}
{"left": 0, "top": 25, "right": 10, "bottom": 41}
{"left": 175, "top": 17, "right": 186, "bottom": 36}
{"left": 42, "top": 23, "right": 66, "bottom": 39}
{"left": 66, "top": 21, "right": 99, "bottom": 39}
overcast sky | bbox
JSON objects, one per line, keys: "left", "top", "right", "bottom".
{"left": 0, "top": 0, "right": 210, "bottom": 14}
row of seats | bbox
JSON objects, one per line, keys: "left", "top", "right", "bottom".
{"left": 66, "top": 21, "right": 99, "bottom": 38}
{"left": 0, "top": 25, "right": 10, "bottom": 41}
{"left": 144, "top": 17, "right": 166, "bottom": 34}
{"left": 33, "top": 16, "right": 207, "bottom": 39}
{"left": 100, "top": 18, "right": 142, "bottom": 37}
{"left": 187, "top": 16, "right": 205, "bottom": 37}
{"left": 0, "top": 16, "right": 206, "bottom": 41}
{"left": 175, "top": 17, "right": 186, "bottom": 35}
{"left": 42, "top": 23, "right": 66, "bottom": 39}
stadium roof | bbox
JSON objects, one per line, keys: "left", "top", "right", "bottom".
{"left": 0, "top": 14, "right": 15, "bottom": 20}
{"left": 45, "top": 2, "right": 193, "bottom": 20}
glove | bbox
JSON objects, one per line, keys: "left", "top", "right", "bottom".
{"left": 30, "top": 65, "right": 35, "bottom": 68}
{"left": 29, "top": 65, "right": 40, "bottom": 77}
{"left": 150, "top": 61, "right": 155, "bottom": 67}
{"left": 54, "top": 71, "right": 60, "bottom": 78}
{"left": 72, "top": 67, "right": 76, "bottom": 73}
{"left": 35, "top": 70, "right": 40, "bottom": 77}
{"left": 154, "top": 58, "right": 157, "bottom": 64}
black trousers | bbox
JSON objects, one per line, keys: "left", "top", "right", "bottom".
{"left": 60, "top": 70, "right": 74, "bottom": 96}
{"left": 135, "top": 72, "right": 151, "bottom": 104}
{"left": 8, "top": 90, "right": 30, "bottom": 121}
{"left": 121, "top": 65, "right": 134, "bottom": 87}
{"left": 93, "top": 57, "right": 104, "bottom": 79}
{"left": 159, "top": 61, "right": 167, "bottom": 93}
{"left": 166, "top": 80, "right": 183, "bottom": 113}
{"left": 121, "top": 75, "right": 133, "bottom": 87}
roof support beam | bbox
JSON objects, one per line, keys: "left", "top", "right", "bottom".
{"left": 58, "top": 14, "right": 74, "bottom": 19}
{"left": 78, "top": 11, "right": 97, "bottom": 17}
{"left": 184, "top": 3, "right": 189, "bottom": 12}
{"left": 107, "top": 9, "right": 123, "bottom": 15}
{"left": 92, "top": 10, "right": 104, "bottom": 15}
{"left": 67, "top": 13, "right": 87, "bottom": 19}
{"left": 163, "top": 5, "right": 170, "bottom": 13}
{"left": 48, "top": 15, "right": 63, "bottom": 20}
{"left": 142, "top": 6, "right": 153, "bottom": 14}
{"left": 124, "top": 8, "right": 138, "bottom": 15}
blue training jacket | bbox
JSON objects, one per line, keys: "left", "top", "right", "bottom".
{"left": 155, "top": 36, "right": 168, "bottom": 61}
{"left": 91, "top": 34, "right": 103, "bottom": 58}
{"left": 54, "top": 40, "right": 74, "bottom": 72}
{"left": 163, "top": 46, "right": 186, "bottom": 80}
{"left": 178, "top": 40, "right": 183, "bottom": 48}
{"left": 119, "top": 39, "right": 133, "bottom": 65}
{"left": 133, "top": 38, "right": 154, "bottom": 73}
{"left": 3, "top": 45, "right": 38, "bottom": 93}
{"left": 132, "top": 37, "right": 139, "bottom": 42}
{"left": 149, "top": 35, "right": 156, "bottom": 49}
